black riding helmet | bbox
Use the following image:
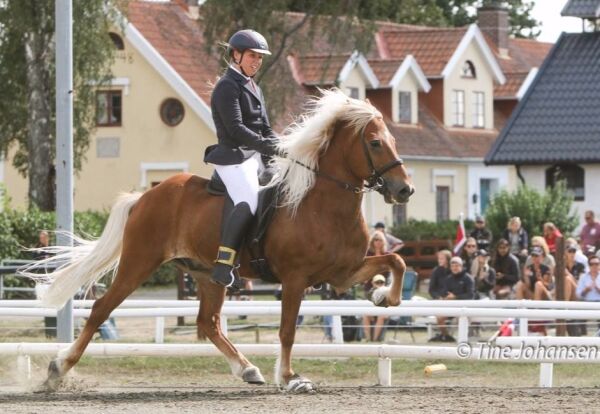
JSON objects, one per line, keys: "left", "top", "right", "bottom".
{"left": 227, "top": 29, "right": 272, "bottom": 58}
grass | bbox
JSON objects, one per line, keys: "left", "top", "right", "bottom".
{"left": 2, "top": 355, "right": 599, "bottom": 388}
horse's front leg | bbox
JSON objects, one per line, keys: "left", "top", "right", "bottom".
{"left": 277, "top": 279, "right": 315, "bottom": 393}
{"left": 338, "top": 254, "right": 406, "bottom": 307}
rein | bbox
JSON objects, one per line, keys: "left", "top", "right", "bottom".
{"left": 288, "top": 127, "right": 404, "bottom": 194}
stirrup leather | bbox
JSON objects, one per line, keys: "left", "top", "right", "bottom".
{"left": 215, "top": 246, "right": 237, "bottom": 267}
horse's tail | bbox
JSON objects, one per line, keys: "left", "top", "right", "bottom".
{"left": 20, "top": 192, "right": 143, "bottom": 308}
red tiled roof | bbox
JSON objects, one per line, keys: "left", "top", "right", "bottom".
{"left": 293, "top": 54, "right": 351, "bottom": 85}
{"left": 494, "top": 71, "right": 528, "bottom": 98}
{"left": 127, "top": 0, "right": 221, "bottom": 102}
{"left": 388, "top": 104, "right": 498, "bottom": 159}
{"left": 367, "top": 59, "right": 404, "bottom": 85}
{"left": 377, "top": 28, "right": 468, "bottom": 76}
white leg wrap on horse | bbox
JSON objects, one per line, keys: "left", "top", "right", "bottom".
{"left": 213, "top": 153, "right": 262, "bottom": 214}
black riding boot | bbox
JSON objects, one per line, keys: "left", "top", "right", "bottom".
{"left": 212, "top": 201, "right": 254, "bottom": 287}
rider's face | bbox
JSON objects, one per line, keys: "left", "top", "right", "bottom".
{"left": 234, "top": 50, "right": 263, "bottom": 77}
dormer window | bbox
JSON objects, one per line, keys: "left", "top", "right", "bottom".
{"left": 461, "top": 60, "right": 476, "bottom": 78}
{"left": 398, "top": 91, "right": 411, "bottom": 123}
{"left": 346, "top": 87, "right": 359, "bottom": 99}
{"left": 109, "top": 32, "right": 125, "bottom": 50}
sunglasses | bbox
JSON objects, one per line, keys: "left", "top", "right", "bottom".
{"left": 590, "top": 262, "right": 600, "bottom": 266}
{"left": 466, "top": 245, "right": 476, "bottom": 248}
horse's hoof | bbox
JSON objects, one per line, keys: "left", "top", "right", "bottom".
{"left": 370, "top": 286, "right": 390, "bottom": 307}
{"left": 285, "top": 374, "right": 316, "bottom": 393}
{"left": 242, "top": 366, "right": 265, "bottom": 385}
{"left": 38, "top": 360, "right": 63, "bottom": 392}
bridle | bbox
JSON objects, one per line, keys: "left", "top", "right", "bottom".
{"left": 290, "top": 127, "right": 404, "bottom": 194}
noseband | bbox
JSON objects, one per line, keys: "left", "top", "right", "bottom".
{"left": 290, "top": 126, "right": 404, "bottom": 194}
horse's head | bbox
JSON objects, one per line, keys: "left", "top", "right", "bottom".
{"left": 348, "top": 116, "right": 414, "bottom": 204}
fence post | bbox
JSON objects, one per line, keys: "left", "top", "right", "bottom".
{"left": 458, "top": 316, "right": 469, "bottom": 343}
{"left": 16, "top": 354, "right": 31, "bottom": 384}
{"left": 539, "top": 363, "right": 554, "bottom": 388}
{"left": 331, "top": 315, "right": 344, "bottom": 344}
{"left": 154, "top": 317, "right": 165, "bottom": 344}
{"left": 519, "top": 318, "right": 528, "bottom": 337}
{"left": 378, "top": 357, "right": 392, "bottom": 386}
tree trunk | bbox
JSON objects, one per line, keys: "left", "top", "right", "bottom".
{"left": 24, "top": 27, "right": 55, "bottom": 211}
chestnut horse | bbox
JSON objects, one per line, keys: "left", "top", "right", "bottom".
{"left": 25, "top": 90, "right": 414, "bottom": 392}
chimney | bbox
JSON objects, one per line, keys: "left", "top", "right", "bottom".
{"left": 478, "top": 1, "right": 509, "bottom": 58}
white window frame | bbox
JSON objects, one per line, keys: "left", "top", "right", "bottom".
{"left": 452, "top": 90, "right": 465, "bottom": 127}
{"left": 472, "top": 91, "right": 485, "bottom": 128}
{"left": 346, "top": 87, "right": 359, "bottom": 99}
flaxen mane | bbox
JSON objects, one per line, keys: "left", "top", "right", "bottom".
{"left": 271, "top": 88, "right": 381, "bottom": 215}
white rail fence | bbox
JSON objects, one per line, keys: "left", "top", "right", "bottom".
{"left": 2, "top": 299, "right": 600, "bottom": 387}
{"left": 1, "top": 299, "right": 600, "bottom": 344}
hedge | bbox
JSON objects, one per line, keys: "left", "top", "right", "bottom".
{"left": 0, "top": 207, "right": 176, "bottom": 288}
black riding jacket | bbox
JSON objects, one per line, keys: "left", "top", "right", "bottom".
{"left": 204, "top": 67, "right": 277, "bottom": 165}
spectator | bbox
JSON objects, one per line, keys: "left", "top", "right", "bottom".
{"left": 566, "top": 237, "right": 590, "bottom": 272}
{"left": 516, "top": 246, "right": 550, "bottom": 299}
{"left": 429, "top": 250, "right": 451, "bottom": 299}
{"left": 470, "top": 215, "right": 493, "bottom": 251}
{"left": 525, "top": 236, "right": 556, "bottom": 270}
{"left": 374, "top": 222, "right": 403, "bottom": 253}
{"left": 460, "top": 237, "right": 478, "bottom": 274}
{"left": 363, "top": 274, "right": 388, "bottom": 342}
{"left": 429, "top": 257, "right": 474, "bottom": 342}
{"left": 579, "top": 211, "right": 600, "bottom": 257}
{"left": 364, "top": 231, "right": 390, "bottom": 294}
{"left": 543, "top": 222, "right": 563, "bottom": 256}
{"left": 491, "top": 239, "right": 520, "bottom": 299}
{"left": 533, "top": 267, "right": 555, "bottom": 300}
{"left": 472, "top": 249, "right": 496, "bottom": 299}
{"left": 576, "top": 257, "right": 600, "bottom": 302}
{"left": 32, "top": 230, "right": 52, "bottom": 260}
{"left": 502, "top": 217, "right": 529, "bottom": 262}
{"left": 566, "top": 244, "right": 586, "bottom": 281}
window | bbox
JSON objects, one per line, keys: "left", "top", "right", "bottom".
{"left": 398, "top": 91, "right": 411, "bottom": 123}
{"left": 451, "top": 90, "right": 465, "bottom": 127}
{"left": 436, "top": 186, "right": 450, "bottom": 222}
{"left": 109, "top": 32, "right": 124, "bottom": 50}
{"left": 546, "top": 164, "right": 585, "bottom": 201}
{"left": 472, "top": 91, "right": 485, "bottom": 128}
{"left": 461, "top": 60, "right": 476, "bottom": 78}
{"left": 393, "top": 204, "right": 407, "bottom": 225}
{"left": 96, "top": 91, "right": 122, "bottom": 127}
{"left": 346, "top": 87, "right": 359, "bottom": 99}
{"left": 160, "top": 98, "right": 185, "bottom": 127}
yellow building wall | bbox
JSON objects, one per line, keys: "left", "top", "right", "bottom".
{"left": 443, "top": 41, "right": 495, "bottom": 130}
{"left": 2, "top": 34, "right": 217, "bottom": 211}
{"left": 365, "top": 160, "right": 470, "bottom": 226}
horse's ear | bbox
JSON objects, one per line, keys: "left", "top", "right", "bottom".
{"left": 365, "top": 98, "right": 371, "bottom": 105}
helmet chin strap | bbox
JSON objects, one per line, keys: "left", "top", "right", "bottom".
{"left": 232, "top": 50, "right": 254, "bottom": 78}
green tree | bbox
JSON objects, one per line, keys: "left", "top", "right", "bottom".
{"left": 0, "top": 1, "right": 125, "bottom": 211}
{"left": 484, "top": 182, "right": 579, "bottom": 242}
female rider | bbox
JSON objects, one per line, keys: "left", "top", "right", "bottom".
{"left": 204, "top": 29, "right": 279, "bottom": 287}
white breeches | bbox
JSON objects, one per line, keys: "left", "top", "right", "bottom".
{"left": 212, "top": 153, "right": 263, "bottom": 214}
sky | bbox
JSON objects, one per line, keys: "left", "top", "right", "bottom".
{"left": 532, "top": 0, "right": 586, "bottom": 43}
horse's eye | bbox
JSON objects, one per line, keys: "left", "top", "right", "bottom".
{"left": 370, "top": 140, "right": 382, "bottom": 148}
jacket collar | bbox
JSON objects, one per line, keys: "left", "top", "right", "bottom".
{"left": 226, "top": 67, "right": 261, "bottom": 102}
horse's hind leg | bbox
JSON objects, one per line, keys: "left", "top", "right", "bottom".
{"left": 195, "top": 277, "right": 265, "bottom": 385}
{"left": 44, "top": 249, "right": 162, "bottom": 390}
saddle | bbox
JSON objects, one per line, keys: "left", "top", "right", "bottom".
{"left": 207, "top": 171, "right": 280, "bottom": 283}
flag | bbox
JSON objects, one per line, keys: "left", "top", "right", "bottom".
{"left": 453, "top": 213, "right": 466, "bottom": 255}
